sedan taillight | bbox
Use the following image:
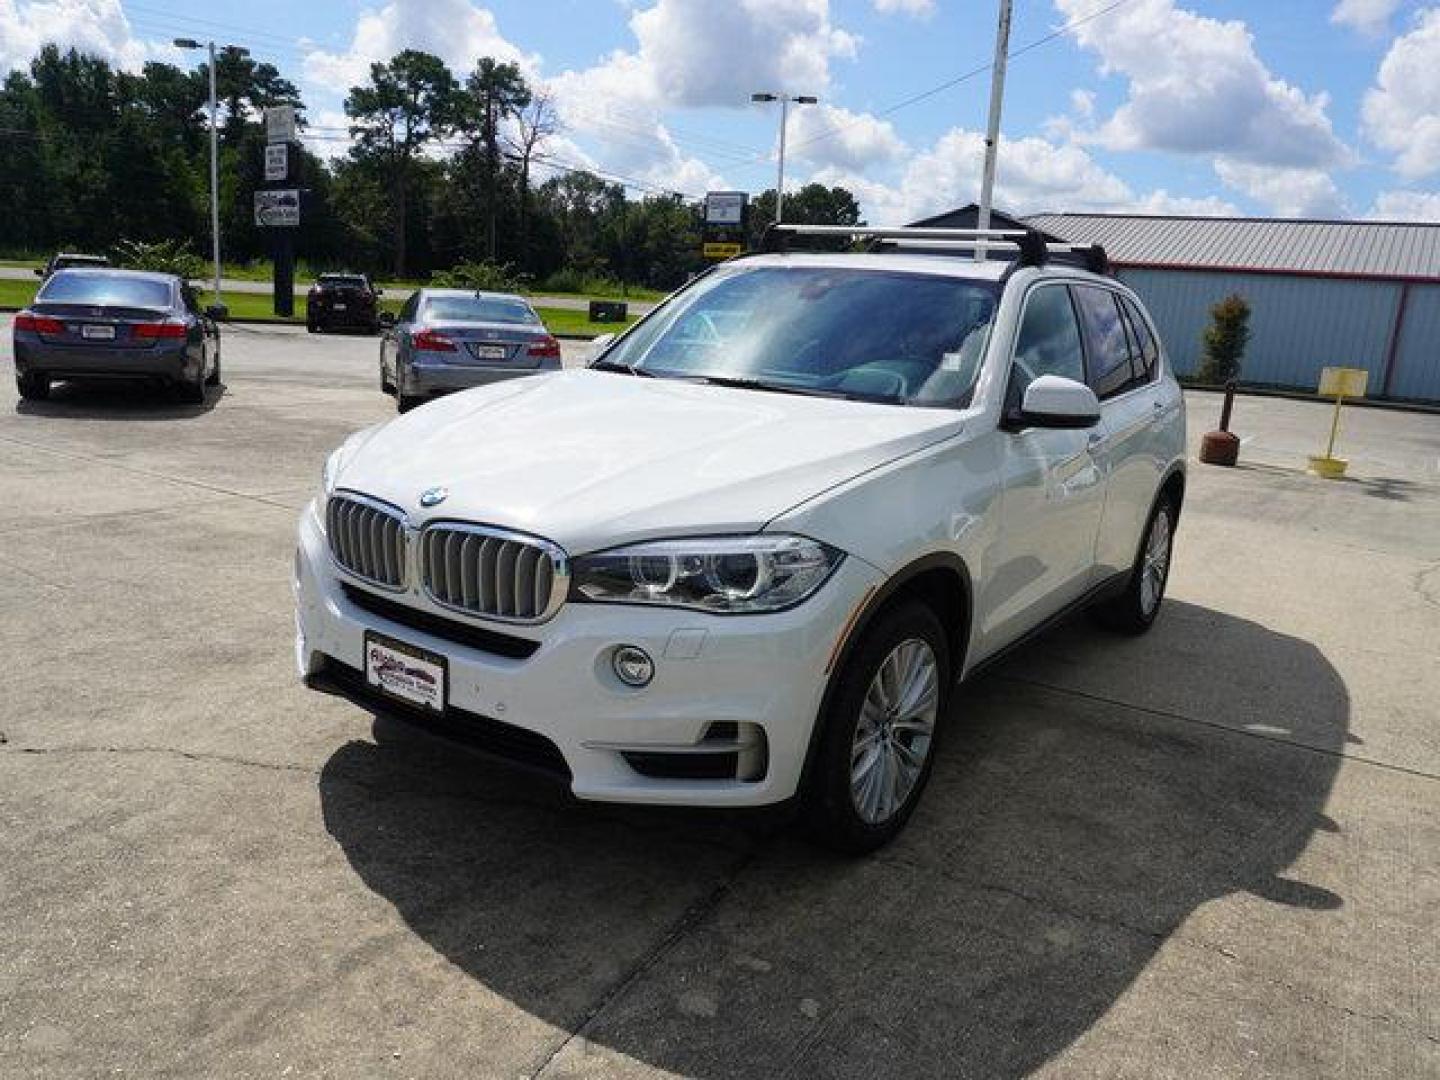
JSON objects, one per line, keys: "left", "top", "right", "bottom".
{"left": 133, "top": 321, "right": 188, "bottom": 340}
{"left": 14, "top": 312, "right": 63, "bottom": 334}
{"left": 412, "top": 329, "right": 457, "bottom": 353}
{"left": 527, "top": 335, "right": 562, "bottom": 359}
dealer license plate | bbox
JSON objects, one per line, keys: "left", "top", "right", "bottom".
{"left": 82, "top": 324, "right": 116, "bottom": 340}
{"left": 473, "top": 344, "right": 508, "bottom": 361}
{"left": 364, "top": 632, "right": 447, "bottom": 714}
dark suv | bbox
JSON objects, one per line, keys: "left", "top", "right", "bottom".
{"left": 306, "top": 273, "right": 383, "bottom": 334}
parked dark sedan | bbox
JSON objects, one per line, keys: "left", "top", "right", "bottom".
{"left": 12, "top": 269, "right": 221, "bottom": 403}
{"left": 307, "top": 273, "right": 383, "bottom": 334}
{"left": 34, "top": 252, "right": 110, "bottom": 279}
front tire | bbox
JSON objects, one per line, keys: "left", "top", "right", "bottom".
{"left": 16, "top": 371, "right": 50, "bottom": 401}
{"left": 804, "top": 600, "right": 950, "bottom": 855}
{"left": 1094, "top": 495, "right": 1176, "bottom": 635}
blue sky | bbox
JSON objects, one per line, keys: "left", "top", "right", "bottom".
{"left": 3, "top": 0, "right": 1439, "bottom": 220}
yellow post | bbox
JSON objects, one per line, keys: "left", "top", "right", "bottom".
{"left": 1309, "top": 366, "right": 1367, "bottom": 479}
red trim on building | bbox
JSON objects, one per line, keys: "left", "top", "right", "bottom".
{"left": 1113, "top": 260, "right": 1440, "bottom": 286}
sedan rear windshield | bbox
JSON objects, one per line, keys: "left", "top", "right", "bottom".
{"left": 600, "top": 265, "right": 998, "bottom": 407}
{"left": 38, "top": 273, "right": 173, "bottom": 310}
{"left": 423, "top": 296, "right": 538, "bottom": 324}
{"left": 319, "top": 275, "right": 367, "bottom": 289}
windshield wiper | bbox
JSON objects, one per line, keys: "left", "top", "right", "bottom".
{"left": 687, "top": 374, "right": 894, "bottom": 403}
{"left": 589, "top": 359, "right": 655, "bottom": 377}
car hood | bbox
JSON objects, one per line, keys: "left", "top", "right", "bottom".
{"left": 335, "top": 369, "right": 964, "bottom": 554}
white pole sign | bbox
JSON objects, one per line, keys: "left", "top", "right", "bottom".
{"left": 264, "top": 105, "right": 297, "bottom": 144}
{"left": 704, "top": 192, "right": 746, "bottom": 226}
{"left": 264, "top": 143, "right": 288, "bottom": 182}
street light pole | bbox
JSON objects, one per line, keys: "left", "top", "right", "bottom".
{"left": 751, "top": 92, "right": 818, "bottom": 225}
{"left": 174, "top": 38, "right": 247, "bottom": 311}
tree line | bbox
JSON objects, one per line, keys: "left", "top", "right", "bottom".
{"left": 0, "top": 45, "right": 863, "bottom": 290}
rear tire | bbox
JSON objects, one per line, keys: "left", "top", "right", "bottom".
{"left": 397, "top": 392, "right": 422, "bottom": 413}
{"left": 1093, "top": 495, "right": 1176, "bottom": 635}
{"left": 804, "top": 600, "right": 950, "bottom": 855}
{"left": 178, "top": 360, "right": 207, "bottom": 405}
{"left": 307, "top": 321, "right": 320, "bottom": 334}
{"left": 16, "top": 371, "right": 50, "bottom": 401}
{"left": 205, "top": 348, "right": 221, "bottom": 387}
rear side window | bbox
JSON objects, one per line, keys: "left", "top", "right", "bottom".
{"left": 38, "top": 273, "right": 173, "bottom": 310}
{"left": 1119, "top": 295, "right": 1160, "bottom": 383}
{"left": 1006, "top": 285, "right": 1086, "bottom": 413}
{"left": 1071, "top": 286, "right": 1134, "bottom": 400}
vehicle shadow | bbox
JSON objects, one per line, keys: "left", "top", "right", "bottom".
{"left": 14, "top": 378, "right": 224, "bottom": 419}
{"left": 316, "top": 600, "right": 1347, "bottom": 1078}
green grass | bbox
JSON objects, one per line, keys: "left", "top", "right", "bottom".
{"left": 1, "top": 278, "right": 628, "bottom": 337}
{"left": 0, "top": 279, "right": 37, "bottom": 307}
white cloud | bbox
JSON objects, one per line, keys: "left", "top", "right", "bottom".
{"left": 1368, "top": 189, "right": 1440, "bottom": 220}
{"left": 302, "top": 0, "right": 540, "bottom": 93}
{"left": 1362, "top": 9, "right": 1440, "bottom": 179}
{"left": 1056, "top": 0, "right": 1349, "bottom": 171}
{"left": 1212, "top": 161, "right": 1345, "bottom": 217}
{"left": 788, "top": 104, "right": 906, "bottom": 171}
{"left": 811, "top": 126, "right": 1234, "bottom": 222}
{"left": 0, "top": 0, "right": 158, "bottom": 73}
{"left": 872, "top": 0, "right": 935, "bottom": 17}
{"left": 1331, "top": 0, "right": 1403, "bottom": 34}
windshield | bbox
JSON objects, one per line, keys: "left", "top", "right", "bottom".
{"left": 599, "top": 265, "right": 998, "bottom": 406}
{"left": 423, "top": 295, "right": 537, "bottom": 324}
{"left": 38, "top": 272, "right": 172, "bottom": 309}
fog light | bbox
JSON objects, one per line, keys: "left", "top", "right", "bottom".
{"left": 612, "top": 645, "right": 654, "bottom": 687}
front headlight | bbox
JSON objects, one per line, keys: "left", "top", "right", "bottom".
{"left": 570, "top": 535, "right": 843, "bottom": 614}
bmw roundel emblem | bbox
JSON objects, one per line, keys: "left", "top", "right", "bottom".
{"left": 419, "top": 486, "right": 449, "bottom": 508}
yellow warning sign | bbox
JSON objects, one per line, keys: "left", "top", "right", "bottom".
{"left": 703, "top": 242, "right": 742, "bottom": 259}
{"left": 1318, "top": 366, "right": 1368, "bottom": 398}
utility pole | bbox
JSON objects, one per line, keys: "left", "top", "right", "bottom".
{"left": 976, "top": 0, "right": 1013, "bottom": 254}
{"left": 174, "top": 38, "right": 248, "bottom": 312}
{"left": 751, "top": 92, "right": 818, "bottom": 225}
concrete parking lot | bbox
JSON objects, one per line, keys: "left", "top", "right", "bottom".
{"left": 1, "top": 318, "right": 1437, "bottom": 1079}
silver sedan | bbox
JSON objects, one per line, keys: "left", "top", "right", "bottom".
{"left": 379, "top": 289, "right": 563, "bottom": 412}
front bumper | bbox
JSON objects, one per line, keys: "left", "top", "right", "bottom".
{"left": 14, "top": 338, "right": 195, "bottom": 382}
{"left": 293, "top": 499, "right": 880, "bottom": 807}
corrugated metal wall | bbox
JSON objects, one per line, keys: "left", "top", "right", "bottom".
{"left": 1388, "top": 285, "right": 1440, "bottom": 403}
{"left": 1117, "top": 268, "right": 1413, "bottom": 396}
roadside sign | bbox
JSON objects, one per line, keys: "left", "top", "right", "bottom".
{"left": 255, "top": 189, "right": 300, "bottom": 228}
{"left": 1318, "top": 366, "right": 1368, "bottom": 398}
{"left": 703, "top": 242, "right": 742, "bottom": 259}
{"left": 264, "top": 105, "right": 297, "bottom": 144}
{"left": 264, "top": 143, "right": 288, "bottom": 182}
{"left": 704, "top": 191, "right": 747, "bottom": 226}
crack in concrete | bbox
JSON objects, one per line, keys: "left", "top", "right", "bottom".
{"left": 528, "top": 844, "right": 764, "bottom": 1079}
{"left": 878, "top": 852, "right": 1440, "bottom": 1046}
{"left": 997, "top": 674, "right": 1440, "bottom": 784}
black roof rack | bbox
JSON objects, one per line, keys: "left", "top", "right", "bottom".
{"left": 759, "top": 223, "right": 1111, "bottom": 276}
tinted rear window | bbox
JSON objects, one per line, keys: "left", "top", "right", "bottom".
{"left": 38, "top": 273, "right": 172, "bottom": 309}
{"left": 423, "top": 296, "right": 537, "bottom": 324}
{"left": 320, "top": 276, "right": 367, "bottom": 288}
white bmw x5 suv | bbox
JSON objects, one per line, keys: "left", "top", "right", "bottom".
{"left": 294, "top": 225, "right": 1186, "bottom": 852}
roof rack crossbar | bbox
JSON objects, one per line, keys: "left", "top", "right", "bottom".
{"left": 769, "top": 224, "right": 1028, "bottom": 242}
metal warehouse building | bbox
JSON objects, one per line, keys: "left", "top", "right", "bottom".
{"left": 1024, "top": 213, "right": 1440, "bottom": 404}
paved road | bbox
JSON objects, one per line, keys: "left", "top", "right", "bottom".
{"left": 0, "top": 266, "right": 659, "bottom": 314}
{"left": 1, "top": 321, "right": 1437, "bottom": 1077}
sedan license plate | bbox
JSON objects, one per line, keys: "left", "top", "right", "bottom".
{"left": 82, "top": 324, "right": 116, "bottom": 340}
{"left": 364, "top": 632, "right": 447, "bottom": 714}
{"left": 333, "top": 303, "right": 347, "bottom": 311}
{"left": 474, "top": 344, "right": 508, "bottom": 361}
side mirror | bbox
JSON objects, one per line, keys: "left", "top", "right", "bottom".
{"left": 379, "top": 311, "right": 397, "bottom": 329}
{"left": 204, "top": 303, "right": 228, "bottom": 321}
{"left": 373, "top": 287, "right": 384, "bottom": 297}
{"left": 1017, "top": 375, "right": 1100, "bottom": 429}
{"left": 33, "top": 267, "right": 44, "bottom": 278}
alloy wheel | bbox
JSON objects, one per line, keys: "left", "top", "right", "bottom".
{"left": 850, "top": 638, "right": 939, "bottom": 825}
